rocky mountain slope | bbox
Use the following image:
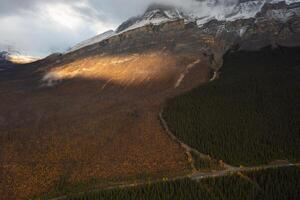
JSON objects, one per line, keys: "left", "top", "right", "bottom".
{"left": 66, "top": 0, "right": 300, "bottom": 67}
{"left": 52, "top": 0, "right": 300, "bottom": 88}
{"left": 1, "top": 1, "right": 300, "bottom": 199}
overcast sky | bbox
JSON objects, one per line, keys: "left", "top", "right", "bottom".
{"left": 0, "top": 0, "right": 241, "bottom": 57}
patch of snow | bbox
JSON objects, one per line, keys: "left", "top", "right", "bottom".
{"left": 270, "top": 0, "right": 300, "bottom": 5}
{"left": 209, "top": 71, "right": 218, "bottom": 82}
{"left": 196, "top": 16, "right": 216, "bottom": 27}
{"left": 117, "top": 6, "right": 188, "bottom": 34}
{"left": 118, "top": 18, "right": 171, "bottom": 34}
{"left": 239, "top": 26, "right": 248, "bottom": 37}
{"left": 175, "top": 59, "right": 200, "bottom": 88}
{"left": 266, "top": 9, "right": 295, "bottom": 21}
{"left": 265, "top": 0, "right": 300, "bottom": 21}
{"left": 195, "top": 1, "right": 266, "bottom": 26}
{"left": 66, "top": 30, "right": 115, "bottom": 53}
{"left": 195, "top": 0, "right": 300, "bottom": 26}
{"left": 228, "top": 1, "right": 266, "bottom": 21}
{"left": 65, "top": 0, "right": 300, "bottom": 53}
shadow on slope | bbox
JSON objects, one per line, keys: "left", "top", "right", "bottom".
{"left": 163, "top": 46, "right": 300, "bottom": 166}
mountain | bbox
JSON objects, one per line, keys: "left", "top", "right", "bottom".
{"left": 0, "top": 49, "right": 40, "bottom": 74}
{"left": 1, "top": 1, "right": 300, "bottom": 199}
{"left": 116, "top": 3, "right": 190, "bottom": 33}
{"left": 61, "top": 0, "right": 300, "bottom": 74}
{"left": 66, "top": 30, "right": 115, "bottom": 53}
{"left": 0, "top": 48, "right": 39, "bottom": 65}
{"left": 66, "top": 4, "right": 189, "bottom": 53}
{"left": 67, "top": 0, "right": 300, "bottom": 53}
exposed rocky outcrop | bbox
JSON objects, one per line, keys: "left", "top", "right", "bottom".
{"left": 116, "top": 3, "right": 189, "bottom": 33}
{"left": 45, "top": 1, "right": 298, "bottom": 80}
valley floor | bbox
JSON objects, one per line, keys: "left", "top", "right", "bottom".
{"left": 0, "top": 51, "right": 210, "bottom": 200}
{"left": 1, "top": 47, "right": 299, "bottom": 200}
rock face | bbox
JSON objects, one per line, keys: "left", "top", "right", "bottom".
{"left": 67, "top": 30, "right": 115, "bottom": 53}
{"left": 116, "top": 3, "right": 189, "bottom": 33}
{"left": 64, "top": 1, "right": 300, "bottom": 69}
{"left": 56, "top": 1, "right": 300, "bottom": 75}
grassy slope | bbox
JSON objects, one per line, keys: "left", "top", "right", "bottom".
{"left": 163, "top": 46, "right": 300, "bottom": 166}
{"left": 63, "top": 167, "right": 300, "bottom": 200}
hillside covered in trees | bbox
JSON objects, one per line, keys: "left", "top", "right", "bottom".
{"left": 49, "top": 167, "right": 300, "bottom": 200}
{"left": 163, "top": 46, "right": 300, "bottom": 166}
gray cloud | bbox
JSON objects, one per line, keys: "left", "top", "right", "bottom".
{"left": 0, "top": 0, "right": 240, "bottom": 56}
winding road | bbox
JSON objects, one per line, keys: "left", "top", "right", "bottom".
{"left": 158, "top": 110, "right": 300, "bottom": 180}
{"left": 48, "top": 109, "right": 299, "bottom": 200}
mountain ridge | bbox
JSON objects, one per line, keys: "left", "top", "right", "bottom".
{"left": 67, "top": 0, "right": 300, "bottom": 54}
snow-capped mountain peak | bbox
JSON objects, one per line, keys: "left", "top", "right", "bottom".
{"left": 116, "top": 3, "right": 188, "bottom": 33}
{"left": 65, "top": 4, "right": 189, "bottom": 54}
{"left": 67, "top": 0, "right": 300, "bottom": 53}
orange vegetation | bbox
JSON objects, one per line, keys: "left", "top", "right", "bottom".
{"left": 0, "top": 51, "right": 211, "bottom": 199}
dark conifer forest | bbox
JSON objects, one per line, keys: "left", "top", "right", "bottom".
{"left": 163, "top": 46, "right": 300, "bottom": 166}
{"left": 64, "top": 167, "right": 300, "bottom": 200}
